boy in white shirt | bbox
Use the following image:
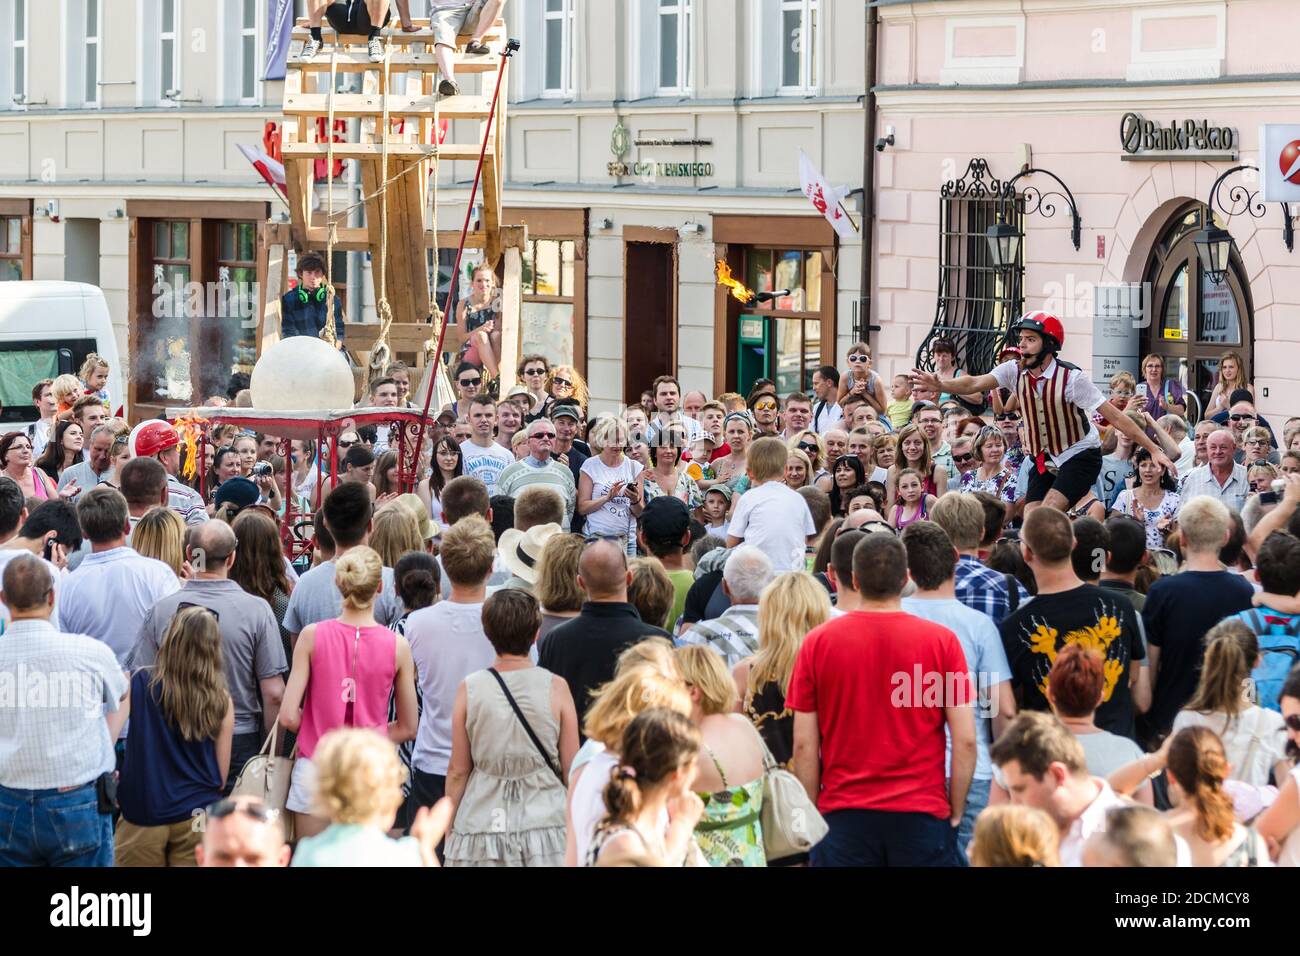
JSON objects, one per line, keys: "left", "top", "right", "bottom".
{"left": 726, "top": 437, "right": 816, "bottom": 572}
{"left": 701, "top": 485, "right": 731, "bottom": 539}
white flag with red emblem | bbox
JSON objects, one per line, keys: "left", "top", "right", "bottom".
{"left": 799, "top": 150, "right": 857, "bottom": 239}
{"left": 237, "top": 143, "right": 287, "bottom": 197}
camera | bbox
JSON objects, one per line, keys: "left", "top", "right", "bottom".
{"left": 251, "top": 461, "right": 274, "bottom": 479}
{"left": 1258, "top": 478, "right": 1287, "bottom": 506}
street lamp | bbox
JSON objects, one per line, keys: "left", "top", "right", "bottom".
{"left": 1193, "top": 225, "right": 1234, "bottom": 286}
{"left": 985, "top": 220, "right": 1020, "bottom": 272}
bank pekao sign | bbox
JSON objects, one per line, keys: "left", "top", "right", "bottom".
{"left": 1119, "top": 112, "right": 1237, "bottom": 161}
{"left": 607, "top": 123, "right": 714, "bottom": 179}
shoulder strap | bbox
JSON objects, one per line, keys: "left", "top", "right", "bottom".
{"left": 488, "top": 667, "right": 563, "bottom": 782}
{"left": 1004, "top": 573, "right": 1020, "bottom": 613}
{"left": 1242, "top": 608, "right": 1266, "bottom": 634}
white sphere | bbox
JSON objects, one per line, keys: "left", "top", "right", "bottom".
{"left": 250, "top": 336, "right": 355, "bottom": 411}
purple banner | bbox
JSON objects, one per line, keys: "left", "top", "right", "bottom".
{"left": 264, "top": 0, "right": 295, "bottom": 81}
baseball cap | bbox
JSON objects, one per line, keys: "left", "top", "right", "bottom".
{"left": 551, "top": 404, "right": 581, "bottom": 421}
{"left": 704, "top": 484, "right": 733, "bottom": 503}
{"left": 640, "top": 495, "right": 690, "bottom": 542}
{"left": 214, "top": 477, "right": 260, "bottom": 512}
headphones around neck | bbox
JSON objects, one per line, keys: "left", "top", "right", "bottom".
{"left": 297, "top": 286, "right": 327, "bottom": 304}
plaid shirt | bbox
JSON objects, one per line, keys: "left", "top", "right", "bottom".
{"left": 954, "top": 555, "right": 1029, "bottom": 627}
{"left": 676, "top": 606, "right": 760, "bottom": 667}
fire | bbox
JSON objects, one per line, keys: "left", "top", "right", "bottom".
{"left": 716, "top": 260, "right": 757, "bottom": 304}
{"left": 173, "top": 414, "right": 209, "bottom": 481}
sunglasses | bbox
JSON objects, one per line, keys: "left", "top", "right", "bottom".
{"left": 337, "top": 439, "right": 355, "bottom": 449}
{"left": 847, "top": 354, "right": 870, "bottom": 363}
{"left": 523, "top": 367, "right": 547, "bottom": 376}
{"left": 583, "top": 533, "right": 627, "bottom": 549}
{"left": 753, "top": 401, "right": 777, "bottom": 411}
{"left": 205, "top": 798, "right": 275, "bottom": 822}
{"left": 798, "top": 443, "right": 818, "bottom": 454}
{"left": 1286, "top": 714, "right": 1300, "bottom": 732}
{"left": 995, "top": 413, "right": 1020, "bottom": 422}
{"left": 552, "top": 377, "right": 574, "bottom": 388}
{"left": 459, "top": 377, "right": 482, "bottom": 387}
{"left": 1230, "top": 414, "right": 1255, "bottom": 422}
{"left": 178, "top": 601, "right": 221, "bottom": 623}
{"left": 531, "top": 431, "right": 556, "bottom": 439}
{"left": 953, "top": 453, "right": 976, "bottom": 464}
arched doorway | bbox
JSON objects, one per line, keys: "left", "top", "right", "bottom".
{"left": 1143, "top": 202, "right": 1253, "bottom": 419}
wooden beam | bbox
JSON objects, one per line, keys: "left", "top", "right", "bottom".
{"left": 303, "top": 226, "right": 485, "bottom": 250}
{"left": 290, "top": 52, "right": 501, "bottom": 73}
{"left": 291, "top": 25, "right": 505, "bottom": 44}
{"left": 282, "top": 142, "right": 488, "bottom": 162}
{"left": 283, "top": 92, "right": 489, "bottom": 119}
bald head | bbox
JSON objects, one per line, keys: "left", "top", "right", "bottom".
{"left": 188, "top": 519, "right": 237, "bottom": 576}
{"left": 844, "top": 508, "right": 886, "bottom": 530}
{"left": 1, "top": 552, "right": 54, "bottom": 617}
{"left": 577, "top": 538, "right": 630, "bottom": 601}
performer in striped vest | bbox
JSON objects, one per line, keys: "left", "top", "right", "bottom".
{"left": 911, "top": 311, "right": 1176, "bottom": 514}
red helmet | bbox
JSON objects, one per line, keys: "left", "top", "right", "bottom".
{"left": 1012, "top": 310, "right": 1065, "bottom": 352}
{"left": 131, "top": 420, "right": 180, "bottom": 457}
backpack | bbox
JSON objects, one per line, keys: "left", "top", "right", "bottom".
{"left": 1238, "top": 608, "right": 1300, "bottom": 713}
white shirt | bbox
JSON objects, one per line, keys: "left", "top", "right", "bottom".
{"left": 812, "top": 399, "right": 844, "bottom": 433}
{"left": 1173, "top": 708, "right": 1287, "bottom": 787}
{"left": 1059, "top": 778, "right": 1190, "bottom": 866}
{"left": 647, "top": 413, "right": 704, "bottom": 445}
{"left": 1175, "top": 436, "right": 1196, "bottom": 477}
{"left": 407, "top": 601, "right": 496, "bottom": 776}
{"left": 0, "top": 550, "right": 63, "bottom": 630}
{"left": 0, "top": 619, "right": 127, "bottom": 790}
{"left": 28, "top": 418, "right": 52, "bottom": 459}
{"left": 459, "top": 439, "right": 514, "bottom": 496}
{"left": 580, "top": 455, "right": 643, "bottom": 538}
{"left": 990, "top": 358, "right": 1103, "bottom": 468}
{"left": 59, "top": 547, "right": 180, "bottom": 664}
{"left": 727, "top": 479, "right": 816, "bottom": 572}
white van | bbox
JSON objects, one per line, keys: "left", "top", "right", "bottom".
{"left": 0, "top": 281, "right": 124, "bottom": 431}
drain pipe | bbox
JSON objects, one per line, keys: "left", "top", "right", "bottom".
{"left": 861, "top": 2, "right": 877, "bottom": 351}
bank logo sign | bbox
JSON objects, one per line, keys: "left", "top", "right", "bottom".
{"left": 607, "top": 123, "right": 714, "bottom": 180}
{"left": 1119, "top": 112, "right": 1236, "bottom": 161}
{"left": 1261, "top": 125, "right": 1300, "bottom": 202}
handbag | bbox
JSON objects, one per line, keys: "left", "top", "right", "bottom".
{"left": 488, "top": 668, "right": 564, "bottom": 782}
{"left": 752, "top": 725, "right": 827, "bottom": 861}
{"left": 230, "top": 727, "right": 297, "bottom": 843}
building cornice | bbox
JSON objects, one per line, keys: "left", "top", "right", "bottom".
{"left": 874, "top": 78, "right": 1300, "bottom": 114}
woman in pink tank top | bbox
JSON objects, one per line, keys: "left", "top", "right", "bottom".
{"left": 280, "top": 546, "right": 419, "bottom": 839}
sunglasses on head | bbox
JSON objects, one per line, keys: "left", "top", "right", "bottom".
{"left": 459, "top": 377, "right": 482, "bottom": 387}
{"left": 205, "top": 798, "right": 275, "bottom": 823}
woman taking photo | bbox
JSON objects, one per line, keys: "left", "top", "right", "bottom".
{"left": 1138, "top": 353, "right": 1186, "bottom": 419}
{"left": 828, "top": 454, "right": 866, "bottom": 518}
{"left": 735, "top": 572, "right": 831, "bottom": 769}
{"left": 578, "top": 416, "right": 644, "bottom": 548}
{"left": 417, "top": 435, "right": 463, "bottom": 527}
{"left": 279, "top": 547, "right": 419, "bottom": 839}
{"left": 233, "top": 434, "right": 259, "bottom": 477}
{"left": 712, "top": 413, "right": 753, "bottom": 486}
{"left": 675, "top": 646, "right": 766, "bottom": 867}
{"left": 1110, "top": 447, "right": 1180, "bottom": 549}
{"left": 35, "top": 420, "right": 84, "bottom": 487}
{"left": 835, "top": 342, "right": 887, "bottom": 415}
{"left": 642, "top": 424, "right": 702, "bottom": 511}
{"left": 445, "top": 590, "right": 579, "bottom": 867}
{"left": 1207, "top": 350, "right": 1253, "bottom": 417}
{"left": 585, "top": 708, "right": 705, "bottom": 867}
{"left": 960, "top": 426, "right": 1017, "bottom": 505}
{"left": 1171, "top": 619, "right": 1289, "bottom": 787}
{"left": 886, "top": 423, "right": 947, "bottom": 503}
{"left": 0, "top": 432, "right": 59, "bottom": 501}
{"left": 1165, "top": 727, "right": 1270, "bottom": 867}
{"left": 116, "top": 607, "right": 233, "bottom": 866}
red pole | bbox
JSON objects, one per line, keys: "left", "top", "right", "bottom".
{"left": 412, "top": 41, "right": 517, "bottom": 459}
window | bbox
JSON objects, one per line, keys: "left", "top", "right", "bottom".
{"left": 521, "top": 238, "right": 578, "bottom": 367}
{"left": 217, "top": 222, "right": 259, "bottom": 392}
{"left": 542, "top": 0, "right": 574, "bottom": 97}
{"left": 148, "top": 220, "right": 194, "bottom": 404}
{"left": 657, "top": 0, "right": 691, "bottom": 94}
{"left": 241, "top": 0, "right": 261, "bottom": 103}
{"left": 0, "top": 217, "right": 25, "bottom": 281}
{"left": 743, "top": 248, "right": 823, "bottom": 393}
{"left": 779, "top": 0, "right": 817, "bottom": 92}
{"left": 84, "top": 0, "right": 101, "bottom": 105}
{"left": 160, "top": 0, "right": 179, "bottom": 99}
{"left": 13, "top": 0, "right": 26, "bottom": 103}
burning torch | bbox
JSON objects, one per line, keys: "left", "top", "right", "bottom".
{"left": 715, "top": 261, "right": 791, "bottom": 305}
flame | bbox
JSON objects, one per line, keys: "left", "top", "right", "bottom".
{"left": 173, "top": 414, "right": 209, "bottom": 481}
{"left": 716, "top": 260, "right": 756, "bottom": 304}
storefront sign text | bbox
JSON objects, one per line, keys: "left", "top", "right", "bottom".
{"left": 1120, "top": 112, "right": 1236, "bottom": 160}
{"left": 607, "top": 161, "right": 714, "bottom": 178}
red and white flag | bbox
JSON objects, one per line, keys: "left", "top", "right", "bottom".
{"left": 799, "top": 149, "right": 856, "bottom": 239}
{"left": 237, "top": 143, "right": 287, "bottom": 197}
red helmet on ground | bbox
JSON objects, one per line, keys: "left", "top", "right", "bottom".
{"left": 1012, "top": 310, "right": 1065, "bottom": 353}
{"left": 131, "top": 420, "right": 180, "bottom": 457}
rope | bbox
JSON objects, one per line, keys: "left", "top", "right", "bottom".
{"left": 422, "top": 49, "right": 442, "bottom": 367}
{"left": 320, "top": 46, "right": 340, "bottom": 348}
{"left": 369, "top": 30, "right": 396, "bottom": 375}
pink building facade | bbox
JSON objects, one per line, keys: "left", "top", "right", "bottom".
{"left": 870, "top": 0, "right": 1300, "bottom": 429}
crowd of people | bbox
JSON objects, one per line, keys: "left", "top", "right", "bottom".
{"left": 7, "top": 307, "right": 1300, "bottom": 870}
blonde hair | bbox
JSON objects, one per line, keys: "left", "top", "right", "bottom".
{"left": 587, "top": 415, "right": 628, "bottom": 455}
{"left": 370, "top": 504, "right": 422, "bottom": 568}
{"left": 311, "top": 728, "right": 406, "bottom": 825}
{"left": 746, "top": 436, "right": 789, "bottom": 482}
{"left": 131, "top": 507, "right": 185, "bottom": 577}
{"left": 1178, "top": 496, "right": 1231, "bottom": 553}
{"left": 583, "top": 662, "right": 691, "bottom": 750}
{"left": 1109, "top": 370, "right": 1136, "bottom": 392}
{"left": 536, "top": 532, "right": 586, "bottom": 613}
{"left": 674, "top": 645, "right": 738, "bottom": 715}
{"left": 78, "top": 352, "right": 110, "bottom": 381}
{"left": 615, "top": 637, "right": 679, "bottom": 679}
{"left": 438, "top": 514, "right": 496, "bottom": 587}
{"left": 150, "top": 606, "right": 229, "bottom": 742}
{"left": 785, "top": 449, "right": 812, "bottom": 487}
{"left": 51, "top": 373, "right": 83, "bottom": 406}
{"left": 335, "top": 546, "right": 383, "bottom": 610}
{"left": 750, "top": 573, "right": 831, "bottom": 698}
{"left": 628, "top": 557, "right": 674, "bottom": 631}
{"left": 969, "top": 805, "right": 1060, "bottom": 867}
{"left": 547, "top": 365, "right": 589, "bottom": 407}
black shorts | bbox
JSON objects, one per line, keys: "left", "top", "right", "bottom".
{"left": 1025, "top": 447, "right": 1102, "bottom": 507}
{"left": 325, "top": 0, "right": 392, "bottom": 34}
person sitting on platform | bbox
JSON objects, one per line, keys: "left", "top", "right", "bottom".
{"left": 280, "top": 253, "right": 344, "bottom": 345}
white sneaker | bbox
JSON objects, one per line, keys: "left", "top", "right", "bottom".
{"left": 300, "top": 38, "right": 322, "bottom": 60}
{"left": 368, "top": 36, "right": 384, "bottom": 62}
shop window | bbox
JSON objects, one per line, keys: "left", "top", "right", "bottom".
{"left": 521, "top": 238, "right": 578, "bottom": 367}
{"left": 0, "top": 217, "right": 24, "bottom": 281}
{"left": 742, "top": 247, "right": 825, "bottom": 392}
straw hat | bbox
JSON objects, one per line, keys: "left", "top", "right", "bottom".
{"left": 498, "top": 522, "right": 563, "bottom": 585}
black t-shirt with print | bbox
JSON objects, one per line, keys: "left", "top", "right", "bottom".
{"left": 1000, "top": 584, "right": 1147, "bottom": 740}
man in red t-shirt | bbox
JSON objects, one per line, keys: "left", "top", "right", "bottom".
{"left": 788, "top": 533, "right": 977, "bottom": 866}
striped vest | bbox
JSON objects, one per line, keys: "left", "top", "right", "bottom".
{"left": 1017, "top": 360, "right": 1091, "bottom": 462}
